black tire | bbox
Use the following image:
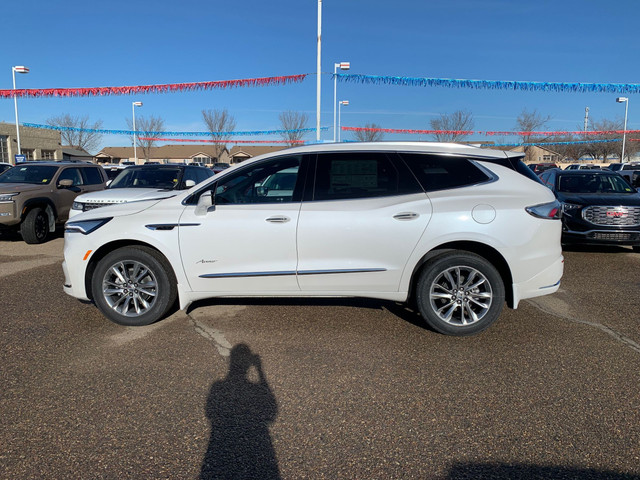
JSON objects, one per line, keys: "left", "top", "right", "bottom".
{"left": 91, "top": 246, "right": 177, "bottom": 326}
{"left": 633, "top": 246, "right": 640, "bottom": 253}
{"left": 415, "top": 251, "right": 505, "bottom": 336}
{"left": 21, "top": 207, "right": 49, "bottom": 244}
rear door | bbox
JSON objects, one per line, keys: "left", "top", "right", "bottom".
{"left": 296, "top": 151, "right": 431, "bottom": 293}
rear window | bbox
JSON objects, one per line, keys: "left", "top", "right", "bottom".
{"left": 399, "top": 153, "right": 491, "bottom": 192}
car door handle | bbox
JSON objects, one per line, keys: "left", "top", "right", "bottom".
{"left": 266, "top": 216, "right": 290, "bottom": 223}
{"left": 393, "top": 212, "right": 419, "bottom": 221}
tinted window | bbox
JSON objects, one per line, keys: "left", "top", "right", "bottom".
{"left": 313, "top": 152, "right": 420, "bottom": 201}
{"left": 214, "top": 156, "right": 302, "bottom": 204}
{"left": 195, "top": 167, "right": 213, "bottom": 184}
{"left": 399, "top": 153, "right": 490, "bottom": 192}
{"left": 558, "top": 173, "right": 636, "bottom": 194}
{"left": 182, "top": 167, "right": 199, "bottom": 187}
{"left": 110, "top": 167, "right": 182, "bottom": 189}
{"left": 82, "top": 167, "right": 104, "bottom": 185}
{"left": 58, "top": 167, "right": 84, "bottom": 186}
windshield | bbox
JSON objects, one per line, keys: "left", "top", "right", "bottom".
{"left": 557, "top": 173, "right": 635, "bottom": 194}
{"left": 0, "top": 165, "right": 58, "bottom": 184}
{"left": 109, "top": 167, "right": 182, "bottom": 189}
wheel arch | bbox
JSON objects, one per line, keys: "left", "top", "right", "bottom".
{"left": 409, "top": 241, "right": 515, "bottom": 308}
{"left": 84, "top": 240, "right": 178, "bottom": 302}
{"left": 21, "top": 197, "right": 58, "bottom": 225}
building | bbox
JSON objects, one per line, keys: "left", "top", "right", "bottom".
{"left": 0, "top": 122, "right": 62, "bottom": 163}
{"left": 95, "top": 144, "right": 290, "bottom": 165}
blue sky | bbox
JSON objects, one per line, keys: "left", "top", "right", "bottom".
{"left": 2, "top": 0, "right": 639, "bottom": 151}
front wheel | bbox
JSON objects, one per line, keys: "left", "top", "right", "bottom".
{"left": 21, "top": 207, "right": 49, "bottom": 244}
{"left": 91, "top": 246, "right": 177, "bottom": 326}
{"left": 415, "top": 251, "right": 505, "bottom": 336}
{"left": 633, "top": 246, "right": 640, "bottom": 253}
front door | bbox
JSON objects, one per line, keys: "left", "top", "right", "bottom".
{"left": 179, "top": 155, "right": 306, "bottom": 294}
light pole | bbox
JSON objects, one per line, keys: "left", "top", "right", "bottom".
{"left": 333, "top": 62, "right": 350, "bottom": 142}
{"left": 616, "top": 97, "right": 629, "bottom": 163}
{"left": 132, "top": 101, "right": 143, "bottom": 164}
{"left": 316, "top": 0, "right": 322, "bottom": 142}
{"left": 338, "top": 100, "right": 349, "bottom": 142}
{"left": 12, "top": 66, "right": 29, "bottom": 161}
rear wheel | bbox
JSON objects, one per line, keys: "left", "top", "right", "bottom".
{"left": 91, "top": 246, "right": 177, "bottom": 326}
{"left": 21, "top": 207, "right": 49, "bottom": 244}
{"left": 415, "top": 251, "right": 505, "bottom": 336}
{"left": 633, "top": 246, "right": 640, "bottom": 253}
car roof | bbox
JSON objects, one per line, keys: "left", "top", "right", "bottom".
{"left": 556, "top": 169, "right": 616, "bottom": 175}
{"left": 15, "top": 161, "right": 96, "bottom": 166}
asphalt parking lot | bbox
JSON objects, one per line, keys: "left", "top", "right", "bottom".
{"left": 1, "top": 235, "right": 639, "bottom": 479}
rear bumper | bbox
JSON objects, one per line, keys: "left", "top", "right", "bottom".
{"left": 512, "top": 254, "right": 564, "bottom": 308}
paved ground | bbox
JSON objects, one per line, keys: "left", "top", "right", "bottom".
{"left": 1, "top": 236, "right": 639, "bottom": 479}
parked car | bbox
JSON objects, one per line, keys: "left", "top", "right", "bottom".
{"left": 0, "top": 162, "right": 12, "bottom": 175}
{"left": 0, "top": 162, "right": 107, "bottom": 243}
{"left": 528, "top": 163, "right": 558, "bottom": 175}
{"left": 63, "top": 142, "right": 563, "bottom": 335}
{"left": 211, "top": 163, "right": 230, "bottom": 174}
{"left": 70, "top": 164, "right": 214, "bottom": 217}
{"left": 102, "top": 164, "right": 128, "bottom": 181}
{"left": 564, "top": 164, "right": 601, "bottom": 170}
{"left": 539, "top": 168, "right": 640, "bottom": 251}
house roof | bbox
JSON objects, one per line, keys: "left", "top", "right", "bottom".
{"left": 228, "top": 146, "right": 289, "bottom": 157}
{"left": 96, "top": 145, "right": 228, "bottom": 159}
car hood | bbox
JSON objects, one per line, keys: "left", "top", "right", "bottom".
{"left": 557, "top": 192, "right": 640, "bottom": 206}
{"left": 0, "top": 183, "right": 51, "bottom": 194}
{"left": 74, "top": 188, "right": 178, "bottom": 204}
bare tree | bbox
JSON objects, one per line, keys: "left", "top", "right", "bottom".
{"left": 353, "top": 123, "right": 385, "bottom": 142}
{"left": 429, "top": 110, "right": 474, "bottom": 142}
{"left": 126, "top": 115, "right": 165, "bottom": 161}
{"left": 202, "top": 109, "right": 236, "bottom": 160}
{"left": 588, "top": 118, "right": 625, "bottom": 163}
{"left": 279, "top": 111, "right": 309, "bottom": 146}
{"left": 515, "top": 108, "right": 552, "bottom": 162}
{"left": 46, "top": 114, "right": 103, "bottom": 154}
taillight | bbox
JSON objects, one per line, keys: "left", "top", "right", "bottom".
{"left": 525, "top": 200, "right": 562, "bottom": 219}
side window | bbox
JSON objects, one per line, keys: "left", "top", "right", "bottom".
{"left": 82, "top": 167, "right": 104, "bottom": 185}
{"left": 399, "top": 153, "right": 491, "bottom": 192}
{"left": 58, "top": 167, "right": 84, "bottom": 186}
{"left": 196, "top": 168, "right": 213, "bottom": 184}
{"left": 213, "top": 156, "right": 302, "bottom": 205}
{"left": 548, "top": 171, "right": 557, "bottom": 190}
{"left": 182, "top": 167, "right": 199, "bottom": 186}
{"left": 539, "top": 171, "right": 550, "bottom": 186}
{"left": 313, "top": 152, "right": 421, "bottom": 201}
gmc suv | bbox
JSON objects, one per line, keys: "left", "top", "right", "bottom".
{"left": 0, "top": 162, "right": 107, "bottom": 244}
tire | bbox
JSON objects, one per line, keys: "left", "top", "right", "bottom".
{"left": 633, "top": 246, "right": 640, "bottom": 253}
{"left": 415, "top": 251, "right": 505, "bottom": 336}
{"left": 21, "top": 207, "right": 49, "bottom": 244}
{"left": 91, "top": 246, "right": 177, "bottom": 326}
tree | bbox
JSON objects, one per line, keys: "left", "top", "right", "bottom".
{"left": 429, "top": 110, "right": 474, "bottom": 142}
{"left": 515, "top": 108, "right": 552, "bottom": 162}
{"left": 46, "top": 114, "right": 103, "bottom": 154}
{"left": 279, "top": 111, "right": 309, "bottom": 147}
{"left": 588, "top": 118, "right": 624, "bottom": 163}
{"left": 202, "top": 109, "right": 236, "bottom": 160}
{"left": 353, "top": 123, "right": 384, "bottom": 142}
{"left": 126, "top": 115, "right": 165, "bottom": 161}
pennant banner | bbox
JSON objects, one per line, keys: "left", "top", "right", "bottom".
{"left": 343, "top": 126, "right": 640, "bottom": 136}
{"left": 1, "top": 74, "right": 307, "bottom": 99}
{"left": 23, "top": 122, "right": 327, "bottom": 137}
{"left": 481, "top": 139, "right": 621, "bottom": 147}
{"left": 139, "top": 137, "right": 304, "bottom": 144}
{"left": 337, "top": 73, "right": 640, "bottom": 94}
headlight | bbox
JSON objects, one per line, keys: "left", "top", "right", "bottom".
{"left": 0, "top": 193, "right": 18, "bottom": 202}
{"left": 561, "top": 203, "right": 581, "bottom": 214}
{"left": 65, "top": 217, "right": 112, "bottom": 235}
{"left": 72, "top": 201, "right": 83, "bottom": 211}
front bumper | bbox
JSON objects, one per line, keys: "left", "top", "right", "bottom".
{"left": 562, "top": 228, "right": 640, "bottom": 246}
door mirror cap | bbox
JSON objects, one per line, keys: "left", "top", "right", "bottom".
{"left": 184, "top": 179, "right": 196, "bottom": 188}
{"left": 195, "top": 191, "right": 214, "bottom": 216}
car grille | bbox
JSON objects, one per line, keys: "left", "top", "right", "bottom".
{"left": 586, "top": 232, "right": 640, "bottom": 242}
{"left": 82, "top": 202, "right": 115, "bottom": 211}
{"left": 583, "top": 206, "right": 640, "bottom": 226}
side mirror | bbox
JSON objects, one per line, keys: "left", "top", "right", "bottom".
{"left": 58, "top": 179, "right": 73, "bottom": 188}
{"left": 106, "top": 180, "right": 112, "bottom": 187}
{"left": 184, "top": 179, "right": 196, "bottom": 188}
{"left": 195, "top": 191, "right": 214, "bottom": 216}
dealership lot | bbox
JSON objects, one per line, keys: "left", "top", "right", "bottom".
{"left": 1, "top": 237, "right": 639, "bottom": 479}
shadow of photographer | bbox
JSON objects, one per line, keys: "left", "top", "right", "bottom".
{"left": 200, "top": 344, "right": 280, "bottom": 480}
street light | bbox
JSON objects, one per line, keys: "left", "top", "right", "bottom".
{"left": 132, "top": 101, "right": 143, "bottom": 164}
{"left": 617, "top": 97, "right": 629, "bottom": 163}
{"left": 333, "top": 61, "right": 350, "bottom": 142}
{"left": 12, "top": 66, "right": 29, "bottom": 161}
{"left": 338, "top": 100, "right": 349, "bottom": 142}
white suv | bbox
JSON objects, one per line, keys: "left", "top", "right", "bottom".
{"left": 63, "top": 142, "right": 563, "bottom": 336}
